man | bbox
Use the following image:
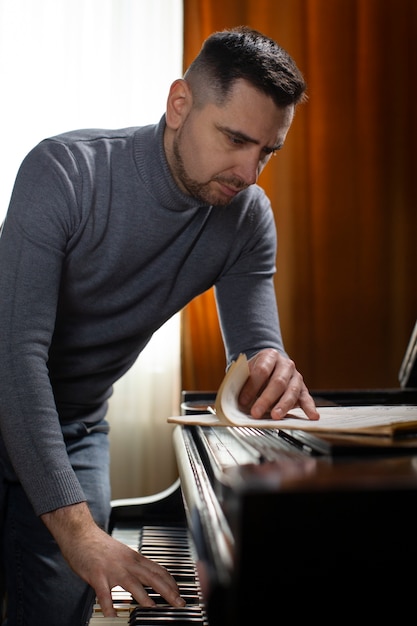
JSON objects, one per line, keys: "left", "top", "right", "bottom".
{"left": 0, "top": 26, "right": 319, "bottom": 626}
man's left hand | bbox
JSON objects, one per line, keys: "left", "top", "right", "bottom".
{"left": 238, "top": 348, "right": 320, "bottom": 421}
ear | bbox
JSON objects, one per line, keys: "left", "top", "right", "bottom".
{"left": 165, "top": 79, "right": 193, "bottom": 130}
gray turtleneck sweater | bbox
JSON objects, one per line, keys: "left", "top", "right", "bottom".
{"left": 0, "top": 115, "right": 284, "bottom": 516}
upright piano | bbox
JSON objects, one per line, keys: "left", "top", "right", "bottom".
{"left": 90, "top": 384, "right": 417, "bottom": 625}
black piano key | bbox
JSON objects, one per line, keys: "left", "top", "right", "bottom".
{"left": 129, "top": 615, "right": 205, "bottom": 626}
{"left": 147, "top": 593, "right": 201, "bottom": 606}
{"left": 128, "top": 606, "right": 206, "bottom": 625}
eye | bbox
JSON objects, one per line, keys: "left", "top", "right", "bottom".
{"left": 227, "top": 133, "right": 245, "bottom": 146}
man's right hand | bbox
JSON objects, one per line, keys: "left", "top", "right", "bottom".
{"left": 42, "top": 501, "right": 186, "bottom": 617}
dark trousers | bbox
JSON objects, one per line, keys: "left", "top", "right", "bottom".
{"left": 1, "top": 420, "right": 111, "bottom": 626}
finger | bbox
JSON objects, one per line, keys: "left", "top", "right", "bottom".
{"left": 269, "top": 383, "right": 320, "bottom": 421}
{"left": 298, "top": 387, "right": 320, "bottom": 421}
{"left": 94, "top": 587, "right": 118, "bottom": 618}
{"left": 253, "top": 373, "right": 299, "bottom": 419}
{"left": 239, "top": 350, "right": 284, "bottom": 408}
{"left": 126, "top": 558, "right": 186, "bottom": 608}
{"left": 249, "top": 361, "right": 296, "bottom": 418}
{"left": 143, "top": 569, "right": 186, "bottom": 607}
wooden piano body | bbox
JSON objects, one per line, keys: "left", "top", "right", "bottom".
{"left": 90, "top": 387, "right": 417, "bottom": 624}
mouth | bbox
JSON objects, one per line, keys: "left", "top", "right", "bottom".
{"left": 215, "top": 180, "right": 246, "bottom": 198}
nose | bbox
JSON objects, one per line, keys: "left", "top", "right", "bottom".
{"left": 234, "top": 151, "right": 267, "bottom": 186}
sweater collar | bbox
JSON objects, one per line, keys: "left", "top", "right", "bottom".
{"left": 133, "top": 114, "right": 209, "bottom": 212}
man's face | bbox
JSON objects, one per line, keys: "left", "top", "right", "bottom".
{"left": 167, "top": 79, "right": 295, "bottom": 207}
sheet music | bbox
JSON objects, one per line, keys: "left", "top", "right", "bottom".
{"left": 169, "top": 404, "right": 417, "bottom": 435}
{"left": 168, "top": 354, "right": 417, "bottom": 435}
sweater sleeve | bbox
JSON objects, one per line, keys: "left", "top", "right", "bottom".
{"left": 0, "top": 141, "right": 86, "bottom": 515}
{"left": 214, "top": 187, "right": 287, "bottom": 366}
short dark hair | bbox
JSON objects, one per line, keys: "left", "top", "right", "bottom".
{"left": 184, "top": 26, "right": 307, "bottom": 108}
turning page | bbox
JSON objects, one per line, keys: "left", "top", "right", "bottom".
{"left": 168, "top": 354, "right": 417, "bottom": 436}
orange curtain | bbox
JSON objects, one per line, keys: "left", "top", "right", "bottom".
{"left": 181, "top": 0, "right": 417, "bottom": 391}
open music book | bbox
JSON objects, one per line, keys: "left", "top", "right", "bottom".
{"left": 168, "top": 353, "right": 417, "bottom": 437}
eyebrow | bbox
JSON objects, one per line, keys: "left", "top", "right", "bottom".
{"left": 220, "top": 125, "right": 283, "bottom": 152}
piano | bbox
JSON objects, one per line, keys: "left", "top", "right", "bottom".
{"left": 89, "top": 385, "right": 417, "bottom": 625}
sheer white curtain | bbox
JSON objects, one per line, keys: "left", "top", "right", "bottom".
{"left": 0, "top": 0, "right": 183, "bottom": 498}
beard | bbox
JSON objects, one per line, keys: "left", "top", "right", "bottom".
{"left": 171, "top": 134, "right": 247, "bottom": 207}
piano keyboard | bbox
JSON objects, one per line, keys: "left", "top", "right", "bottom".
{"left": 89, "top": 524, "right": 209, "bottom": 625}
